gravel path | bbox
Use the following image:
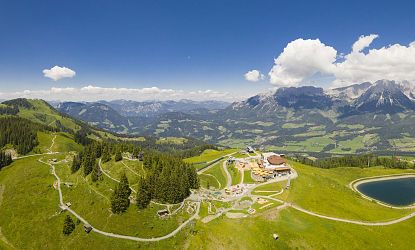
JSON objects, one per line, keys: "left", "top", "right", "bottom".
{"left": 222, "top": 161, "right": 232, "bottom": 188}
{"left": 98, "top": 159, "right": 137, "bottom": 193}
{"left": 39, "top": 156, "right": 201, "bottom": 242}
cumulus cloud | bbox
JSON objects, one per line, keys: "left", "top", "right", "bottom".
{"left": 265, "top": 34, "right": 415, "bottom": 87}
{"left": 268, "top": 39, "right": 337, "bottom": 86}
{"left": 0, "top": 85, "right": 233, "bottom": 102}
{"left": 351, "top": 34, "right": 379, "bottom": 53}
{"left": 244, "top": 70, "right": 264, "bottom": 82}
{"left": 43, "top": 66, "right": 76, "bottom": 81}
{"left": 333, "top": 36, "right": 415, "bottom": 86}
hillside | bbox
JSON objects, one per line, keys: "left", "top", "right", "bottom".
{"left": 51, "top": 80, "right": 415, "bottom": 156}
{"left": 0, "top": 133, "right": 414, "bottom": 249}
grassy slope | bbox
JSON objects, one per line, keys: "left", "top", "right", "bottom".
{"left": 184, "top": 149, "right": 237, "bottom": 164}
{"left": 18, "top": 99, "right": 81, "bottom": 132}
{"left": 34, "top": 132, "right": 83, "bottom": 154}
{"left": 287, "top": 161, "right": 415, "bottom": 221}
{"left": 101, "top": 158, "right": 145, "bottom": 187}
{"left": 188, "top": 207, "right": 415, "bottom": 249}
{"left": 1, "top": 133, "right": 415, "bottom": 249}
{"left": 0, "top": 135, "right": 188, "bottom": 249}
{"left": 202, "top": 160, "right": 228, "bottom": 189}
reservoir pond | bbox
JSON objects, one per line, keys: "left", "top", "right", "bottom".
{"left": 356, "top": 177, "right": 415, "bottom": 206}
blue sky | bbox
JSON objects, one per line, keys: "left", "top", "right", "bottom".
{"left": 1, "top": 0, "right": 415, "bottom": 101}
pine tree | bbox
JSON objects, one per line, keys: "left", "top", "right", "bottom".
{"left": 110, "top": 173, "right": 131, "bottom": 213}
{"left": 91, "top": 161, "right": 102, "bottom": 182}
{"left": 71, "top": 153, "right": 81, "bottom": 173}
{"left": 0, "top": 151, "right": 12, "bottom": 170}
{"left": 83, "top": 153, "right": 95, "bottom": 176}
{"left": 101, "top": 149, "right": 111, "bottom": 163}
{"left": 136, "top": 177, "right": 151, "bottom": 209}
{"left": 63, "top": 215, "right": 75, "bottom": 235}
{"left": 114, "top": 151, "right": 122, "bottom": 162}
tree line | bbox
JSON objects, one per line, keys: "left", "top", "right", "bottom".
{"left": 136, "top": 151, "right": 199, "bottom": 208}
{"left": 0, "top": 151, "right": 12, "bottom": 170}
{"left": 294, "top": 154, "right": 414, "bottom": 169}
{"left": 0, "top": 117, "right": 56, "bottom": 154}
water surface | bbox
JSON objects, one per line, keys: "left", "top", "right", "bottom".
{"left": 357, "top": 177, "right": 415, "bottom": 206}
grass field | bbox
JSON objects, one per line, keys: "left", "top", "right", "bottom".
{"left": 0, "top": 151, "right": 189, "bottom": 249}
{"left": 156, "top": 137, "right": 188, "bottom": 145}
{"left": 243, "top": 170, "right": 257, "bottom": 184}
{"left": 32, "top": 132, "right": 82, "bottom": 154}
{"left": 229, "top": 166, "right": 242, "bottom": 185}
{"left": 17, "top": 99, "right": 82, "bottom": 132}
{"left": 287, "top": 161, "right": 415, "bottom": 221}
{"left": 202, "top": 160, "right": 228, "bottom": 189}
{"left": 1, "top": 134, "right": 415, "bottom": 249}
{"left": 184, "top": 149, "right": 237, "bottom": 164}
{"left": 101, "top": 158, "right": 144, "bottom": 187}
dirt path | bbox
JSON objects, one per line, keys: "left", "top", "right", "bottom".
{"left": 39, "top": 156, "right": 201, "bottom": 242}
{"left": 198, "top": 152, "right": 238, "bottom": 174}
{"left": 98, "top": 159, "right": 137, "bottom": 193}
{"left": 48, "top": 135, "right": 57, "bottom": 154}
{"left": 200, "top": 173, "right": 222, "bottom": 189}
{"left": 239, "top": 169, "right": 244, "bottom": 185}
{"left": 290, "top": 204, "right": 415, "bottom": 226}
{"left": 121, "top": 162, "right": 141, "bottom": 176}
{"left": 222, "top": 161, "right": 232, "bottom": 188}
{"left": 262, "top": 196, "right": 415, "bottom": 226}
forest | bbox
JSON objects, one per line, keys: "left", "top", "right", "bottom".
{"left": 0, "top": 116, "right": 56, "bottom": 154}
{"left": 294, "top": 154, "right": 414, "bottom": 169}
{"left": 136, "top": 152, "right": 199, "bottom": 207}
{"left": 71, "top": 140, "right": 199, "bottom": 212}
{"left": 0, "top": 151, "right": 12, "bottom": 170}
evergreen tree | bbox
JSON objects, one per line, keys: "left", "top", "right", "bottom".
{"left": 114, "top": 151, "right": 122, "bottom": 162}
{"left": 0, "top": 151, "right": 12, "bottom": 170}
{"left": 0, "top": 116, "right": 54, "bottom": 155}
{"left": 91, "top": 161, "right": 102, "bottom": 182}
{"left": 82, "top": 153, "right": 96, "bottom": 176}
{"left": 63, "top": 215, "right": 75, "bottom": 235}
{"left": 111, "top": 173, "right": 131, "bottom": 213}
{"left": 136, "top": 177, "right": 151, "bottom": 209}
{"left": 101, "top": 149, "right": 111, "bottom": 163}
{"left": 71, "top": 153, "right": 81, "bottom": 173}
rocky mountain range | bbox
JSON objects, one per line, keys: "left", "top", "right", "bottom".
{"left": 54, "top": 80, "right": 415, "bottom": 155}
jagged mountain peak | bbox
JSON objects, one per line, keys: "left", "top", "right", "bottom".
{"left": 352, "top": 80, "right": 415, "bottom": 113}
{"left": 327, "top": 82, "right": 372, "bottom": 101}
{"left": 231, "top": 85, "right": 333, "bottom": 112}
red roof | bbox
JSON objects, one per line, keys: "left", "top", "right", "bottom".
{"left": 267, "top": 155, "right": 286, "bottom": 165}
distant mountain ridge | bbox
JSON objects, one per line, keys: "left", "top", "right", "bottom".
{"left": 50, "top": 80, "right": 415, "bottom": 155}
{"left": 231, "top": 80, "right": 415, "bottom": 115}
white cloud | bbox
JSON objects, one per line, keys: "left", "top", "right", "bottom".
{"left": 351, "top": 34, "right": 378, "bottom": 53}
{"left": 0, "top": 85, "right": 234, "bottom": 102}
{"left": 268, "top": 39, "right": 337, "bottom": 86}
{"left": 244, "top": 70, "right": 264, "bottom": 82}
{"left": 265, "top": 34, "right": 415, "bottom": 88}
{"left": 333, "top": 36, "right": 415, "bottom": 86}
{"left": 43, "top": 66, "right": 76, "bottom": 81}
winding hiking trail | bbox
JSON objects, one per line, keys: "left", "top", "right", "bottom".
{"left": 12, "top": 134, "right": 58, "bottom": 160}
{"left": 38, "top": 156, "right": 201, "bottom": 242}
{"left": 121, "top": 161, "right": 141, "bottom": 176}
{"left": 239, "top": 169, "right": 244, "bottom": 185}
{"left": 222, "top": 161, "right": 232, "bottom": 188}
{"left": 48, "top": 135, "right": 56, "bottom": 153}
{"left": 199, "top": 173, "right": 222, "bottom": 189}
{"left": 197, "top": 151, "right": 238, "bottom": 174}
{"left": 11, "top": 135, "right": 415, "bottom": 245}
{"left": 98, "top": 159, "right": 137, "bottom": 193}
